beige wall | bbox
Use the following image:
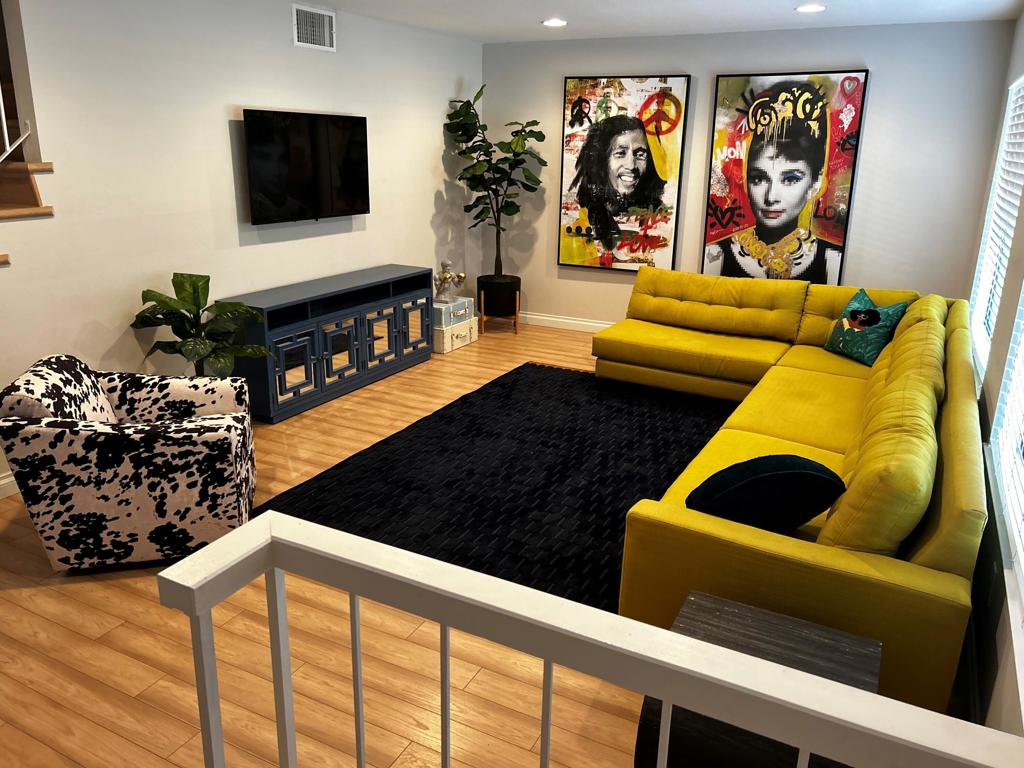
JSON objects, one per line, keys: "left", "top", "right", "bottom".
{"left": 480, "top": 21, "right": 1013, "bottom": 325}
{"left": 0, "top": 0, "right": 481, "bottom": 485}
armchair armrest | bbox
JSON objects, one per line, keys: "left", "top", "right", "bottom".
{"left": 0, "top": 414, "right": 255, "bottom": 570}
{"left": 98, "top": 371, "right": 249, "bottom": 421}
{"left": 620, "top": 499, "right": 972, "bottom": 712}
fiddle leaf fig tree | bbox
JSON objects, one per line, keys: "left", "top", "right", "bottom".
{"left": 445, "top": 84, "right": 546, "bottom": 276}
{"left": 131, "top": 273, "right": 270, "bottom": 377}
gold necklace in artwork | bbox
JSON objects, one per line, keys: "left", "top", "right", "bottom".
{"left": 734, "top": 227, "right": 814, "bottom": 279}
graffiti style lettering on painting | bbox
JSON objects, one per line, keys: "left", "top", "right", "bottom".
{"left": 639, "top": 91, "right": 683, "bottom": 137}
{"left": 569, "top": 96, "right": 592, "bottom": 130}
{"left": 619, "top": 209, "right": 671, "bottom": 255}
{"left": 707, "top": 199, "right": 745, "bottom": 230}
{"left": 837, "top": 130, "right": 858, "bottom": 154}
{"left": 715, "top": 143, "right": 746, "bottom": 163}
{"left": 813, "top": 199, "right": 848, "bottom": 222}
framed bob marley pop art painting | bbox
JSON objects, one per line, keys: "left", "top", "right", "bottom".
{"left": 557, "top": 75, "right": 690, "bottom": 271}
{"left": 702, "top": 70, "right": 869, "bottom": 285}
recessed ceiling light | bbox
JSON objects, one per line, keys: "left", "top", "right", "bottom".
{"left": 795, "top": 3, "right": 826, "bottom": 12}
{"left": 542, "top": 18, "right": 568, "bottom": 27}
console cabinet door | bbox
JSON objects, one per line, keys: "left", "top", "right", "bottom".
{"left": 399, "top": 297, "right": 431, "bottom": 355}
{"left": 319, "top": 314, "right": 361, "bottom": 391}
{"left": 364, "top": 305, "right": 399, "bottom": 369}
{"left": 270, "top": 325, "right": 320, "bottom": 408}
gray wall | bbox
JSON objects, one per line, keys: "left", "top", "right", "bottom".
{"left": 480, "top": 21, "right": 1013, "bottom": 324}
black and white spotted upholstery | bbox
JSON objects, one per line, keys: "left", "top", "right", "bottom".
{"left": 0, "top": 355, "right": 255, "bottom": 571}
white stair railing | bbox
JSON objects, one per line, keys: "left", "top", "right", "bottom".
{"left": 158, "top": 511, "right": 1024, "bottom": 768}
{"left": 0, "top": 91, "right": 28, "bottom": 164}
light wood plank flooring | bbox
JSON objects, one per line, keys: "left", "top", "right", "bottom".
{"left": 0, "top": 323, "right": 646, "bottom": 767}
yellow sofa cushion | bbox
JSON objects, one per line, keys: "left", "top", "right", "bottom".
{"left": 661, "top": 427, "right": 845, "bottom": 510}
{"left": 946, "top": 298, "right": 969, "bottom": 335}
{"left": 820, "top": 376, "right": 940, "bottom": 556}
{"left": 903, "top": 328, "right": 987, "bottom": 580}
{"left": 592, "top": 319, "right": 790, "bottom": 384}
{"left": 895, "top": 294, "right": 949, "bottom": 337}
{"left": 864, "top": 319, "right": 947, "bottom": 405}
{"left": 796, "top": 285, "right": 920, "bottom": 346}
{"left": 776, "top": 345, "right": 871, "bottom": 380}
{"left": 722, "top": 366, "right": 866, "bottom": 454}
{"left": 627, "top": 266, "right": 809, "bottom": 342}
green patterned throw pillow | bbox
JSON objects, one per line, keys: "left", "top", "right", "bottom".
{"left": 824, "top": 289, "right": 909, "bottom": 366}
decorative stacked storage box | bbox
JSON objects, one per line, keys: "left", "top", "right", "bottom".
{"left": 432, "top": 297, "right": 478, "bottom": 354}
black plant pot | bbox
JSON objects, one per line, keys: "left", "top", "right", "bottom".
{"left": 477, "top": 274, "right": 521, "bottom": 318}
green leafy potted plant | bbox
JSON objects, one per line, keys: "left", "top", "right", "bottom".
{"left": 131, "top": 273, "right": 270, "bottom": 377}
{"left": 445, "top": 84, "right": 546, "bottom": 320}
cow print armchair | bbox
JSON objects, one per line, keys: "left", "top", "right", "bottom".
{"left": 0, "top": 355, "right": 255, "bottom": 571}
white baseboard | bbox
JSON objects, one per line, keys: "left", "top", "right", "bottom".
{"left": 519, "top": 311, "right": 613, "bottom": 334}
{"left": 0, "top": 470, "right": 17, "bottom": 499}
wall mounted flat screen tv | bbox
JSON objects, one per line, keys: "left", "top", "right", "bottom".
{"left": 243, "top": 109, "right": 369, "bottom": 225}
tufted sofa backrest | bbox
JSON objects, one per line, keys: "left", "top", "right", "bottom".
{"left": 796, "top": 284, "right": 921, "bottom": 346}
{"left": 0, "top": 355, "right": 117, "bottom": 422}
{"left": 626, "top": 267, "right": 809, "bottom": 342}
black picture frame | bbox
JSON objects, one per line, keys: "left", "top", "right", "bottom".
{"left": 700, "top": 69, "right": 870, "bottom": 286}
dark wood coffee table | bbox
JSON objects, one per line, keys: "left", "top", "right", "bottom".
{"left": 633, "top": 592, "right": 882, "bottom": 767}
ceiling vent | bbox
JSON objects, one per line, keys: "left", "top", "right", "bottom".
{"left": 293, "top": 4, "right": 336, "bottom": 52}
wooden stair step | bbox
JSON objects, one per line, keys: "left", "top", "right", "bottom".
{"left": 2, "top": 161, "right": 52, "bottom": 174}
{"left": 0, "top": 204, "right": 52, "bottom": 220}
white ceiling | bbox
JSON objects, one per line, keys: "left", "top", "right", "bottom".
{"left": 331, "top": 0, "right": 1022, "bottom": 43}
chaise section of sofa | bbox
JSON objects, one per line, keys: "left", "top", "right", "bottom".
{"left": 603, "top": 268, "right": 985, "bottom": 713}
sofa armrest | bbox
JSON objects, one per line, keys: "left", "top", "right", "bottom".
{"left": 0, "top": 414, "right": 255, "bottom": 570}
{"left": 98, "top": 371, "right": 250, "bottom": 421}
{"left": 620, "top": 498, "right": 972, "bottom": 712}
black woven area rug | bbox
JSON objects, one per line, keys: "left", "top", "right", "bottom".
{"left": 254, "top": 363, "right": 734, "bottom": 612}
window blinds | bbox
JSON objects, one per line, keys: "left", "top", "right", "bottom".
{"left": 992, "top": 291, "right": 1024, "bottom": 575}
{"left": 970, "top": 78, "right": 1024, "bottom": 374}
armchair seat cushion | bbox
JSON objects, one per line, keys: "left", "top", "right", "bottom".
{"left": 99, "top": 371, "right": 250, "bottom": 421}
{"left": 593, "top": 319, "right": 790, "bottom": 384}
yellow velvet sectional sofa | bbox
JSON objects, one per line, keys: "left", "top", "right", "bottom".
{"left": 593, "top": 266, "right": 986, "bottom": 713}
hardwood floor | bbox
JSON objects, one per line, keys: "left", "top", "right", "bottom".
{"left": 0, "top": 323, "right": 645, "bottom": 768}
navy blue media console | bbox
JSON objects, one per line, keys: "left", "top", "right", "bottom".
{"left": 224, "top": 265, "right": 433, "bottom": 423}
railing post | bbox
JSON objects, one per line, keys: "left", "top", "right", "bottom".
{"left": 266, "top": 568, "right": 297, "bottom": 768}
{"left": 350, "top": 593, "right": 367, "bottom": 768}
{"left": 539, "top": 659, "right": 554, "bottom": 767}
{"left": 0, "top": 86, "right": 9, "bottom": 155}
{"left": 441, "top": 624, "right": 452, "bottom": 768}
{"left": 656, "top": 698, "right": 673, "bottom": 768}
{"left": 190, "top": 611, "right": 226, "bottom": 768}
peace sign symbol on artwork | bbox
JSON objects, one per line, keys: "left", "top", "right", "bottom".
{"left": 639, "top": 91, "right": 683, "bottom": 138}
